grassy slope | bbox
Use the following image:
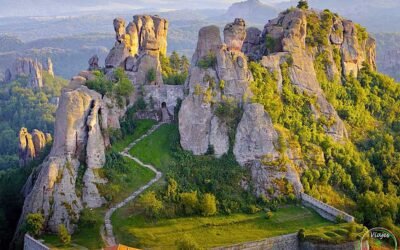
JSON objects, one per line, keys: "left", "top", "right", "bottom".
{"left": 113, "top": 123, "right": 338, "bottom": 249}
{"left": 112, "top": 205, "right": 332, "bottom": 249}
{"left": 43, "top": 120, "right": 156, "bottom": 250}
{"left": 111, "top": 119, "right": 157, "bottom": 152}
{"left": 129, "top": 123, "right": 178, "bottom": 172}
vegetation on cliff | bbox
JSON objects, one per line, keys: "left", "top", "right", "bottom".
{"left": 249, "top": 7, "right": 400, "bottom": 236}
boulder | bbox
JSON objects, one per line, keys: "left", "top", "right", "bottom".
{"left": 88, "top": 55, "right": 100, "bottom": 71}
{"left": 233, "top": 103, "right": 278, "bottom": 165}
{"left": 242, "top": 27, "right": 263, "bottom": 60}
{"left": 179, "top": 95, "right": 213, "bottom": 155}
{"left": 224, "top": 18, "right": 246, "bottom": 51}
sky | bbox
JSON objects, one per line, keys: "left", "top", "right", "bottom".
{"left": 0, "top": 0, "right": 290, "bottom": 17}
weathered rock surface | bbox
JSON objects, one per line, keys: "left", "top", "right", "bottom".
{"left": 88, "top": 55, "right": 100, "bottom": 71}
{"left": 105, "top": 15, "right": 168, "bottom": 78}
{"left": 243, "top": 9, "right": 360, "bottom": 141}
{"left": 224, "top": 18, "right": 246, "bottom": 51}
{"left": 5, "top": 58, "right": 44, "bottom": 88}
{"left": 16, "top": 82, "right": 113, "bottom": 234}
{"left": 179, "top": 20, "right": 253, "bottom": 157}
{"left": 18, "top": 128, "right": 51, "bottom": 166}
{"left": 233, "top": 104, "right": 278, "bottom": 165}
{"left": 46, "top": 58, "right": 54, "bottom": 77}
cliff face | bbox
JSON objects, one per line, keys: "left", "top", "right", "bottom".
{"left": 179, "top": 9, "right": 376, "bottom": 198}
{"left": 4, "top": 57, "right": 54, "bottom": 88}
{"left": 178, "top": 18, "right": 302, "bottom": 197}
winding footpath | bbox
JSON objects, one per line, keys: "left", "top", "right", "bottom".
{"left": 102, "top": 123, "right": 164, "bottom": 247}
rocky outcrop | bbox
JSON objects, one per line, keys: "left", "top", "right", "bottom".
{"left": 88, "top": 55, "right": 100, "bottom": 71}
{"left": 233, "top": 104, "right": 278, "bottom": 165}
{"left": 105, "top": 15, "right": 168, "bottom": 87}
{"left": 242, "top": 9, "right": 364, "bottom": 141}
{"left": 18, "top": 128, "right": 51, "bottom": 166}
{"left": 179, "top": 19, "right": 252, "bottom": 156}
{"left": 4, "top": 57, "right": 55, "bottom": 87}
{"left": 46, "top": 58, "right": 54, "bottom": 77}
{"left": 5, "top": 58, "right": 44, "bottom": 88}
{"left": 16, "top": 77, "right": 121, "bottom": 234}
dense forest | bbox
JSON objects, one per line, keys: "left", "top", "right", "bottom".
{"left": 0, "top": 73, "right": 67, "bottom": 249}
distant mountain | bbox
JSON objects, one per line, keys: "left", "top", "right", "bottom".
{"left": 374, "top": 33, "right": 400, "bottom": 81}
{"left": 221, "top": 0, "right": 278, "bottom": 25}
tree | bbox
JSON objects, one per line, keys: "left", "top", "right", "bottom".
{"left": 139, "top": 191, "right": 163, "bottom": 218}
{"left": 180, "top": 191, "right": 199, "bottom": 215}
{"left": 24, "top": 213, "right": 44, "bottom": 237}
{"left": 200, "top": 193, "right": 217, "bottom": 216}
{"left": 165, "top": 178, "right": 178, "bottom": 202}
{"left": 297, "top": 0, "right": 308, "bottom": 9}
{"left": 146, "top": 68, "right": 156, "bottom": 83}
{"left": 58, "top": 224, "right": 71, "bottom": 245}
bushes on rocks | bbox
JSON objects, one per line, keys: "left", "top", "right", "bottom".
{"left": 297, "top": 1, "right": 308, "bottom": 10}
{"left": 24, "top": 213, "right": 45, "bottom": 237}
{"left": 86, "top": 68, "right": 133, "bottom": 106}
{"left": 146, "top": 68, "right": 156, "bottom": 83}
{"left": 197, "top": 52, "right": 217, "bottom": 69}
{"left": 160, "top": 51, "right": 189, "bottom": 85}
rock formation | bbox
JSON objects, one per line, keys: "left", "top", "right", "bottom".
{"left": 105, "top": 15, "right": 168, "bottom": 86}
{"left": 241, "top": 8, "right": 378, "bottom": 141}
{"left": 5, "top": 58, "right": 44, "bottom": 88}
{"left": 18, "top": 128, "right": 51, "bottom": 166}
{"left": 4, "top": 57, "right": 55, "bottom": 88}
{"left": 88, "top": 55, "right": 100, "bottom": 71}
{"left": 46, "top": 57, "right": 54, "bottom": 77}
{"left": 16, "top": 14, "right": 180, "bottom": 237}
{"left": 179, "top": 19, "right": 253, "bottom": 157}
{"left": 178, "top": 18, "right": 304, "bottom": 197}
{"left": 16, "top": 83, "right": 114, "bottom": 235}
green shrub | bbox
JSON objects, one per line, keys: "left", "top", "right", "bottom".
{"left": 298, "top": 228, "right": 306, "bottom": 241}
{"left": 200, "top": 193, "right": 217, "bottom": 216}
{"left": 146, "top": 68, "right": 156, "bottom": 83}
{"left": 24, "top": 213, "right": 45, "bottom": 237}
{"left": 197, "top": 52, "right": 217, "bottom": 69}
{"left": 265, "top": 211, "right": 273, "bottom": 219}
{"left": 265, "top": 35, "right": 277, "bottom": 53}
{"left": 86, "top": 68, "right": 133, "bottom": 107}
{"left": 180, "top": 191, "right": 199, "bottom": 215}
{"left": 58, "top": 224, "right": 71, "bottom": 245}
{"left": 139, "top": 191, "right": 163, "bottom": 218}
{"left": 297, "top": 0, "right": 308, "bottom": 9}
{"left": 176, "top": 235, "right": 202, "bottom": 250}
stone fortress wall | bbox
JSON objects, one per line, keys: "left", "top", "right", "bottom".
{"left": 24, "top": 234, "right": 49, "bottom": 250}
{"left": 300, "top": 193, "right": 355, "bottom": 222}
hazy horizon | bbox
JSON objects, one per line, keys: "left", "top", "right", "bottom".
{"left": 0, "top": 0, "right": 292, "bottom": 17}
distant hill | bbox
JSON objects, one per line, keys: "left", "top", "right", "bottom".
{"left": 220, "top": 0, "right": 278, "bottom": 25}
